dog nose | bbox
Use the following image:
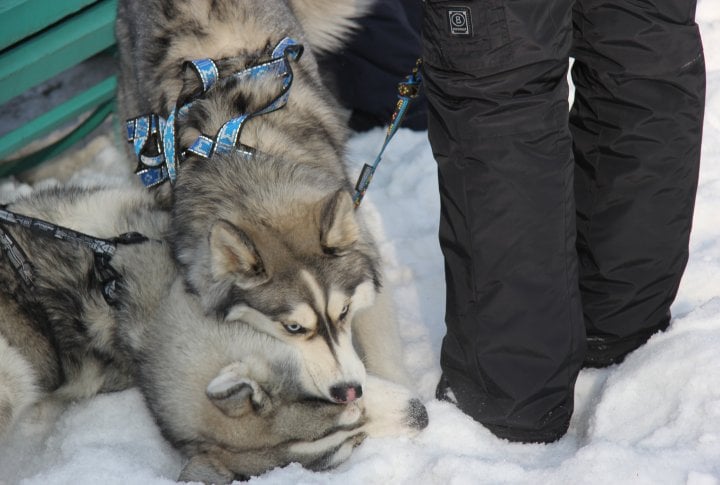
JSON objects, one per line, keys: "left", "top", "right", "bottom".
{"left": 329, "top": 383, "right": 363, "bottom": 403}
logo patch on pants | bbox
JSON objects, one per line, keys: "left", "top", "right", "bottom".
{"left": 447, "top": 7, "right": 472, "bottom": 36}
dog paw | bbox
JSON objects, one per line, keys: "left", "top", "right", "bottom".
{"left": 359, "top": 375, "right": 429, "bottom": 438}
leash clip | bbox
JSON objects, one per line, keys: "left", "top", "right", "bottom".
{"left": 397, "top": 58, "right": 423, "bottom": 99}
{"left": 352, "top": 58, "right": 424, "bottom": 208}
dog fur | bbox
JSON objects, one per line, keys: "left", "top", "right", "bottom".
{"left": 115, "top": 0, "right": 413, "bottom": 400}
{"left": 0, "top": 185, "right": 427, "bottom": 482}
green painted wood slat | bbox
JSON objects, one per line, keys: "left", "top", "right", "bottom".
{"left": 0, "top": 99, "right": 114, "bottom": 177}
{"left": 0, "top": 0, "right": 98, "bottom": 50}
{"left": 0, "top": 75, "right": 116, "bottom": 160}
{"left": 0, "top": 0, "right": 117, "bottom": 105}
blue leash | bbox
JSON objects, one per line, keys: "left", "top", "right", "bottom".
{"left": 125, "top": 37, "right": 302, "bottom": 187}
{"left": 352, "top": 58, "right": 423, "bottom": 208}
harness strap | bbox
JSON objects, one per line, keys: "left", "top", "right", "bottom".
{"left": 0, "top": 208, "right": 118, "bottom": 256}
{"left": 352, "top": 58, "right": 424, "bottom": 208}
{"left": 0, "top": 223, "right": 35, "bottom": 289}
{"left": 184, "top": 39, "right": 303, "bottom": 159}
{"left": 0, "top": 206, "right": 149, "bottom": 305}
{"left": 96, "top": 231, "right": 150, "bottom": 304}
{"left": 162, "top": 106, "right": 180, "bottom": 183}
{"left": 182, "top": 37, "right": 296, "bottom": 97}
{"left": 125, "top": 114, "right": 163, "bottom": 165}
{"left": 127, "top": 104, "right": 191, "bottom": 188}
{"left": 187, "top": 58, "right": 220, "bottom": 93}
{"left": 126, "top": 37, "right": 302, "bottom": 186}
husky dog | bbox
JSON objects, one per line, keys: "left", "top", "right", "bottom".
{"left": 0, "top": 185, "right": 166, "bottom": 423}
{"left": 115, "top": 0, "right": 414, "bottom": 402}
{"left": 0, "top": 186, "right": 427, "bottom": 482}
{"left": 117, "top": 269, "right": 428, "bottom": 483}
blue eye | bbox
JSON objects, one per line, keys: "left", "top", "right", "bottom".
{"left": 283, "top": 322, "right": 306, "bottom": 334}
{"left": 339, "top": 305, "right": 350, "bottom": 321}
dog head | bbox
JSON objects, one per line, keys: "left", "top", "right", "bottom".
{"left": 172, "top": 157, "right": 381, "bottom": 404}
{"left": 207, "top": 189, "right": 374, "bottom": 404}
{"left": 176, "top": 359, "right": 366, "bottom": 483}
{"left": 124, "top": 281, "right": 371, "bottom": 484}
{"left": 177, "top": 364, "right": 427, "bottom": 484}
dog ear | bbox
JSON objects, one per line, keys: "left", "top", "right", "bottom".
{"left": 206, "top": 363, "right": 266, "bottom": 417}
{"left": 178, "top": 454, "right": 236, "bottom": 484}
{"left": 209, "top": 220, "right": 269, "bottom": 288}
{"left": 320, "top": 190, "right": 359, "bottom": 255}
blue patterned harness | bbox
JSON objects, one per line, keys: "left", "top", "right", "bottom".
{"left": 125, "top": 37, "right": 303, "bottom": 187}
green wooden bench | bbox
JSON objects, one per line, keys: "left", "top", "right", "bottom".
{"left": 0, "top": 0, "right": 117, "bottom": 177}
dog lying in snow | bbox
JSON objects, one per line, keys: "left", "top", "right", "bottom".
{"left": 0, "top": 185, "right": 427, "bottom": 483}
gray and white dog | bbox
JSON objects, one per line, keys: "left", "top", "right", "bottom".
{"left": 116, "top": 0, "right": 414, "bottom": 402}
{"left": 0, "top": 186, "right": 427, "bottom": 483}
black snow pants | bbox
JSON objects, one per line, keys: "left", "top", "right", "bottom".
{"left": 422, "top": 0, "right": 705, "bottom": 442}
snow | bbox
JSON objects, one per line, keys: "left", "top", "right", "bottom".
{"left": 1, "top": 3, "right": 720, "bottom": 484}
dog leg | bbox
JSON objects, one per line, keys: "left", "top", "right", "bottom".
{"left": 293, "top": 431, "right": 366, "bottom": 472}
{"left": 0, "top": 335, "right": 40, "bottom": 436}
{"left": 352, "top": 282, "right": 412, "bottom": 386}
{"left": 271, "top": 398, "right": 363, "bottom": 441}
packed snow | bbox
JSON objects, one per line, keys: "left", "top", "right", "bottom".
{"left": 1, "top": 3, "right": 719, "bottom": 484}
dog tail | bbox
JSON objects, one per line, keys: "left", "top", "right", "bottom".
{"left": 289, "top": 0, "right": 375, "bottom": 52}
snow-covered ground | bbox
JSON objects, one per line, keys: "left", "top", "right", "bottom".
{"left": 1, "top": 3, "right": 720, "bottom": 484}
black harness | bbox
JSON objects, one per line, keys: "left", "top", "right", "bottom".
{"left": 0, "top": 205, "right": 149, "bottom": 305}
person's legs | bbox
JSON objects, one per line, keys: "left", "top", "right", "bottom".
{"left": 570, "top": 0, "right": 706, "bottom": 367}
{"left": 422, "top": 0, "right": 585, "bottom": 442}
